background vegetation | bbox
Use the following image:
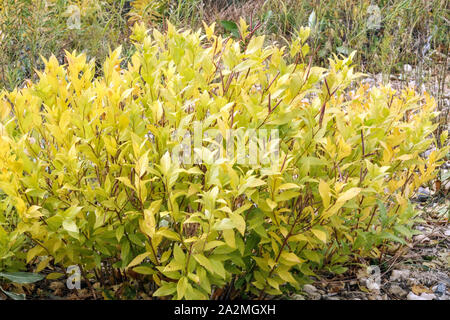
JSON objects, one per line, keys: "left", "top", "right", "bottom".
{"left": 0, "top": 0, "right": 448, "bottom": 90}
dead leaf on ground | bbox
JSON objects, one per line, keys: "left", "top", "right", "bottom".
{"left": 411, "top": 284, "right": 433, "bottom": 295}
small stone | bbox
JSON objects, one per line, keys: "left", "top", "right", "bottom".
{"left": 413, "top": 234, "right": 430, "bottom": 243}
{"left": 416, "top": 187, "right": 430, "bottom": 202}
{"left": 434, "top": 283, "right": 446, "bottom": 297}
{"left": 407, "top": 292, "right": 424, "bottom": 300}
{"left": 366, "top": 278, "right": 380, "bottom": 291}
{"left": 309, "top": 293, "right": 321, "bottom": 300}
{"left": 423, "top": 148, "right": 436, "bottom": 158}
{"left": 292, "top": 294, "right": 305, "bottom": 300}
{"left": 407, "top": 292, "right": 436, "bottom": 300}
{"left": 390, "top": 270, "right": 410, "bottom": 282}
{"left": 420, "top": 292, "right": 436, "bottom": 300}
{"left": 389, "top": 284, "right": 407, "bottom": 297}
{"left": 407, "top": 277, "right": 419, "bottom": 286}
{"left": 442, "top": 177, "right": 450, "bottom": 193}
{"left": 303, "top": 284, "right": 318, "bottom": 295}
{"left": 403, "top": 64, "right": 413, "bottom": 73}
{"left": 324, "top": 296, "right": 340, "bottom": 300}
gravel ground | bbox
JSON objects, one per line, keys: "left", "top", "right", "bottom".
{"left": 292, "top": 197, "right": 449, "bottom": 301}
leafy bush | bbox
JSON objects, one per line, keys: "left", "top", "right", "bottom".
{"left": 0, "top": 21, "right": 447, "bottom": 299}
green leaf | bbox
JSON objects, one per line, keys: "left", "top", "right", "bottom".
{"left": 380, "top": 231, "right": 406, "bottom": 244}
{"left": 0, "top": 287, "right": 26, "bottom": 300}
{"left": 394, "top": 225, "right": 413, "bottom": 239}
{"left": 303, "top": 250, "right": 321, "bottom": 264}
{"left": 133, "top": 266, "right": 156, "bottom": 275}
{"left": 153, "top": 282, "right": 177, "bottom": 297}
{"left": 46, "top": 272, "right": 65, "bottom": 280}
{"left": 0, "top": 272, "right": 44, "bottom": 284}
{"left": 220, "top": 20, "right": 240, "bottom": 38}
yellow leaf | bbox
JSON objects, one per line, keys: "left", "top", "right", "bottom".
{"left": 62, "top": 220, "right": 78, "bottom": 234}
{"left": 103, "top": 135, "right": 117, "bottom": 156}
{"left": 136, "top": 151, "right": 149, "bottom": 177}
{"left": 127, "top": 252, "right": 150, "bottom": 269}
{"left": 318, "top": 180, "right": 331, "bottom": 208}
{"left": 157, "top": 229, "right": 180, "bottom": 241}
{"left": 116, "top": 176, "right": 135, "bottom": 191}
{"left": 336, "top": 187, "right": 361, "bottom": 204}
{"left": 193, "top": 254, "right": 214, "bottom": 274}
{"left": 266, "top": 198, "right": 277, "bottom": 211}
{"left": 118, "top": 114, "right": 130, "bottom": 131}
{"left": 223, "top": 229, "right": 236, "bottom": 248}
{"left": 177, "top": 276, "right": 188, "bottom": 299}
{"left": 133, "top": 266, "right": 156, "bottom": 275}
{"left": 46, "top": 272, "right": 64, "bottom": 280}
{"left": 311, "top": 228, "right": 327, "bottom": 243}
{"left": 147, "top": 199, "right": 162, "bottom": 215}
{"left": 202, "top": 21, "right": 216, "bottom": 39}
{"left": 289, "top": 234, "right": 309, "bottom": 242}
{"left": 411, "top": 285, "right": 432, "bottom": 295}
{"left": 397, "top": 154, "right": 413, "bottom": 161}
{"left": 245, "top": 36, "right": 265, "bottom": 55}
{"left": 160, "top": 151, "right": 172, "bottom": 176}
{"left": 36, "top": 257, "right": 51, "bottom": 272}
{"left": 230, "top": 212, "right": 246, "bottom": 236}
{"left": 280, "top": 251, "right": 303, "bottom": 264}
{"left": 162, "top": 260, "right": 183, "bottom": 272}
{"left": 246, "top": 177, "right": 266, "bottom": 189}
{"left": 337, "top": 137, "right": 352, "bottom": 160}
{"left": 277, "top": 266, "right": 297, "bottom": 284}
{"left": 278, "top": 183, "right": 300, "bottom": 190}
